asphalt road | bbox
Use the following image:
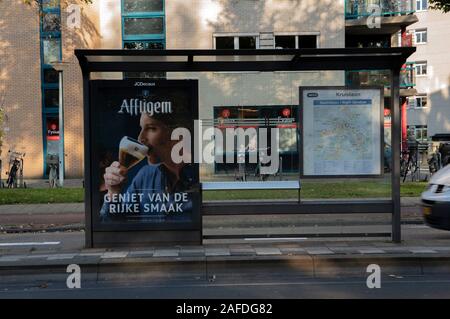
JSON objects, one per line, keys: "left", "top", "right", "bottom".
{"left": 1, "top": 274, "right": 450, "bottom": 299}
{"left": 1, "top": 225, "right": 450, "bottom": 299}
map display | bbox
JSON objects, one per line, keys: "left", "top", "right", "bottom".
{"left": 301, "top": 88, "right": 383, "bottom": 176}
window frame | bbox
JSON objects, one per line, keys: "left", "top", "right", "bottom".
{"left": 274, "top": 32, "right": 320, "bottom": 49}
{"left": 408, "top": 125, "right": 428, "bottom": 141}
{"left": 416, "top": 0, "right": 428, "bottom": 11}
{"left": 213, "top": 33, "right": 260, "bottom": 49}
{"left": 121, "top": 0, "right": 166, "bottom": 41}
{"left": 408, "top": 95, "right": 428, "bottom": 109}
{"left": 121, "top": 0, "right": 166, "bottom": 79}
{"left": 414, "top": 29, "right": 427, "bottom": 45}
{"left": 122, "top": 0, "right": 164, "bottom": 15}
{"left": 415, "top": 61, "right": 428, "bottom": 77}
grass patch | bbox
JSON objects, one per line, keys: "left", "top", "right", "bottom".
{"left": 204, "top": 181, "right": 428, "bottom": 201}
{"left": 0, "top": 188, "right": 84, "bottom": 205}
{"left": 0, "top": 181, "right": 428, "bottom": 204}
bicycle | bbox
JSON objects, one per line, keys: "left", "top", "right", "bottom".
{"left": 400, "top": 149, "right": 419, "bottom": 183}
{"left": 5, "top": 150, "right": 26, "bottom": 188}
{"left": 6, "top": 159, "right": 20, "bottom": 188}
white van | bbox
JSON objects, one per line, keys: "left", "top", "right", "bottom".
{"left": 421, "top": 165, "right": 450, "bottom": 230}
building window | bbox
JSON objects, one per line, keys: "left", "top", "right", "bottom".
{"left": 42, "top": 12, "right": 61, "bottom": 32}
{"left": 123, "top": 0, "right": 163, "bottom": 13}
{"left": 415, "top": 61, "right": 427, "bottom": 76}
{"left": 275, "top": 35, "right": 318, "bottom": 49}
{"left": 44, "top": 89, "right": 59, "bottom": 108}
{"left": 215, "top": 36, "right": 235, "bottom": 49}
{"left": 239, "top": 36, "right": 257, "bottom": 49}
{"left": 408, "top": 125, "right": 428, "bottom": 141}
{"left": 214, "top": 105, "right": 299, "bottom": 174}
{"left": 415, "top": 29, "right": 427, "bottom": 44}
{"left": 123, "top": 17, "right": 164, "bottom": 36}
{"left": 42, "top": 38, "right": 61, "bottom": 65}
{"left": 275, "top": 36, "right": 296, "bottom": 49}
{"left": 123, "top": 41, "right": 164, "bottom": 50}
{"left": 214, "top": 35, "right": 259, "bottom": 49}
{"left": 43, "top": 68, "right": 59, "bottom": 84}
{"left": 416, "top": 0, "right": 428, "bottom": 11}
{"left": 122, "top": 0, "right": 166, "bottom": 79}
{"left": 408, "top": 95, "right": 428, "bottom": 108}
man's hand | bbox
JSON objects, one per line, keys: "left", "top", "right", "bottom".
{"left": 104, "top": 161, "right": 127, "bottom": 196}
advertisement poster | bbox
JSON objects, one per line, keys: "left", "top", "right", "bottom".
{"left": 90, "top": 80, "right": 199, "bottom": 229}
{"left": 301, "top": 87, "right": 383, "bottom": 177}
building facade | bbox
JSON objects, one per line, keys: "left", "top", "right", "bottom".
{"left": 405, "top": 0, "right": 450, "bottom": 142}
{"left": 1, "top": 0, "right": 347, "bottom": 180}
{"left": 7, "top": 0, "right": 445, "bottom": 180}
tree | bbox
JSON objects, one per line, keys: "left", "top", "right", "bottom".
{"left": 429, "top": 0, "right": 450, "bottom": 13}
{"left": 0, "top": 0, "right": 93, "bottom": 7}
{"left": 21, "top": 0, "right": 92, "bottom": 5}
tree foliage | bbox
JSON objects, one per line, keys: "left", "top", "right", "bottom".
{"left": 21, "top": 0, "right": 92, "bottom": 5}
{"left": 429, "top": 0, "right": 450, "bottom": 12}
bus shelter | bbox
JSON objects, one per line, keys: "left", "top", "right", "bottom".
{"left": 76, "top": 47, "right": 415, "bottom": 247}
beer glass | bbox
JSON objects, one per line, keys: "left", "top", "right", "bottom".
{"left": 119, "top": 136, "right": 149, "bottom": 169}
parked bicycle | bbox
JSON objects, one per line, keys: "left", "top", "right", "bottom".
{"left": 5, "top": 150, "right": 26, "bottom": 188}
{"left": 400, "top": 148, "right": 419, "bottom": 182}
{"left": 428, "top": 142, "right": 450, "bottom": 175}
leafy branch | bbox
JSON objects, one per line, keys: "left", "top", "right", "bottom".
{"left": 429, "top": 0, "right": 450, "bottom": 13}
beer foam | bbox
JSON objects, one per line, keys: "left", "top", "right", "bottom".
{"left": 119, "top": 137, "right": 149, "bottom": 159}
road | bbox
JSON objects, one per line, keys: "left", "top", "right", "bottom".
{"left": 1, "top": 274, "right": 450, "bottom": 299}
{"left": 1, "top": 224, "right": 450, "bottom": 299}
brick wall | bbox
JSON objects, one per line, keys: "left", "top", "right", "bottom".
{"left": 0, "top": 0, "right": 42, "bottom": 179}
{"left": 0, "top": 0, "right": 102, "bottom": 179}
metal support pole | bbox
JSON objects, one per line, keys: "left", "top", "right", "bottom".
{"left": 58, "top": 71, "right": 65, "bottom": 187}
{"left": 391, "top": 67, "right": 401, "bottom": 243}
{"left": 82, "top": 70, "right": 93, "bottom": 248}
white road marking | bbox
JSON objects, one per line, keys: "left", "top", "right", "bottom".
{"left": 0, "top": 242, "right": 60, "bottom": 247}
{"left": 244, "top": 238, "right": 308, "bottom": 241}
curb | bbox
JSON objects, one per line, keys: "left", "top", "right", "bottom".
{"left": 1, "top": 254, "right": 450, "bottom": 283}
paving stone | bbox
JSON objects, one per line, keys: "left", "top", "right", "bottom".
{"left": 229, "top": 248, "right": 256, "bottom": 256}
{"left": 255, "top": 247, "right": 282, "bottom": 256}
{"left": 381, "top": 247, "right": 412, "bottom": 254}
{"left": 327, "top": 247, "right": 358, "bottom": 254}
{"left": 409, "top": 248, "right": 437, "bottom": 254}
{"left": 47, "top": 254, "right": 76, "bottom": 261}
{"left": 280, "top": 247, "right": 307, "bottom": 255}
{"left": 128, "top": 250, "right": 154, "bottom": 257}
{"left": 153, "top": 249, "right": 179, "bottom": 257}
{"left": 357, "top": 248, "right": 386, "bottom": 254}
{"left": 205, "top": 248, "right": 231, "bottom": 257}
{"left": 179, "top": 249, "right": 205, "bottom": 257}
{"left": 305, "top": 248, "right": 334, "bottom": 255}
{"left": 274, "top": 243, "right": 301, "bottom": 249}
{"left": 101, "top": 252, "right": 128, "bottom": 259}
{"left": 79, "top": 252, "right": 104, "bottom": 257}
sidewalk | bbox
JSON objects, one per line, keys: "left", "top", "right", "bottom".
{"left": 1, "top": 234, "right": 450, "bottom": 281}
